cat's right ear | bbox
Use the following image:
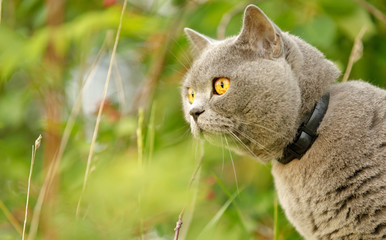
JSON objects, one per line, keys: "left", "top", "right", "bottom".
{"left": 184, "top": 28, "right": 214, "bottom": 56}
{"left": 235, "top": 5, "right": 283, "bottom": 58}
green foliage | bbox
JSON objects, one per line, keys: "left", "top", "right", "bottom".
{"left": 0, "top": 0, "right": 385, "bottom": 239}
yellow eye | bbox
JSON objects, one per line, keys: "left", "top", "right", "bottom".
{"left": 187, "top": 88, "right": 195, "bottom": 104}
{"left": 214, "top": 77, "right": 230, "bottom": 95}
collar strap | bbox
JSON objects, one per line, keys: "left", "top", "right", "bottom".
{"left": 278, "top": 92, "right": 330, "bottom": 164}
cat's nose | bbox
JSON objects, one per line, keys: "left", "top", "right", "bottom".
{"left": 189, "top": 108, "right": 205, "bottom": 121}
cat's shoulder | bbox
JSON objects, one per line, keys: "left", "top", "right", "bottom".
{"left": 323, "top": 80, "right": 385, "bottom": 134}
{"left": 330, "top": 80, "right": 385, "bottom": 103}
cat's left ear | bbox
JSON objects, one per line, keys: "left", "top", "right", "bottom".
{"left": 235, "top": 5, "right": 283, "bottom": 58}
{"left": 184, "top": 28, "right": 214, "bottom": 55}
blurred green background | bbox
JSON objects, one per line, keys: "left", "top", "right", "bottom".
{"left": 0, "top": 0, "right": 385, "bottom": 239}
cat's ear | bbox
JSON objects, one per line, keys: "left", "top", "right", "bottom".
{"left": 235, "top": 5, "right": 283, "bottom": 58}
{"left": 184, "top": 28, "right": 214, "bottom": 55}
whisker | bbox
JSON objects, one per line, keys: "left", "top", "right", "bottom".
{"left": 170, "top": 38, "right": 193, "bottom": 70}
{"left": 176, "top": 44, "right": 193, "bottom": 67}
{"left": 226, "top": 130, "right": 260, "bottom": 160}
{"left": 224, "top": 135, "right": 240, "bottom": 194}
{"left": 181, "top": 127, "right": 192, "bottom": 138}
{"left": 221, "top": 133, "right": 225, "bottom": 174}
{"left": 234, "top": 118, "right": 288, "bottom": 139}
{"left": 193, "top": 137, "right": 199, "bottom": 161}
{"left": 231, "top": 127, "right": 276, "bottom": 159}
{"left": 168, "top": 51, "right": 190, "bottom": 72}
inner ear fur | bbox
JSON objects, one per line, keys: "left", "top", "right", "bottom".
{"left": 235, "top": 5, "right": 283, "bottom": 58}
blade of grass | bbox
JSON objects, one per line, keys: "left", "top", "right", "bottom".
{"left": 198, "top": 189, "right": 241, "bottom": 238}
{"left": 212, "top": 174, "right": 249, "bottom": 236}
{"left": 274, "top": 195, "right": 279, "bottom": 240}
{"left": 22, "top": 135, "right": 42, "bottom": 240}
{"left": 137, "top": 107, "right": 144, "bottom": 239}
{"left": 0, "top": 200, "right": 23, "bottom": 236}
{"left": 76, "top": 0, "right": 128, "bottom": 216}
{"left": 178, "top": 140, "right": 204, "bottom": 240}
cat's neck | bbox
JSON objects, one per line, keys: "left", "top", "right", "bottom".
{"left": 283, "top": 33, "right": 340, "bottom": 119}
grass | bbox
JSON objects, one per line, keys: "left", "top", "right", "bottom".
{"left": 22, "top": 135, "right": 42, "bottom": 240}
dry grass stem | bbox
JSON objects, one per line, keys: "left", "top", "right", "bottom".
{"left": 22, "top": 135, "right": 42, "bottom": 240}
{"left": 76, "top": 0, "right": 128, "bottom": 216}
{"left": 0, "top": 0, "right": 2, "bottom": 24}
{"left": 27, "top": 31, "right": 110, "bottom": 240}
{"left": 173, "top": 210, "right": 184, "bottom": 240}
{"left": 342, "top": 26, "right": 367, "bottom": 82}
{"left": 137, "top": 108, "right": 144, "bottom": 168}
{"left": 27, "top": 162, "right": 51, "bottom": 240}
{"left": 0, "top": 200, "right": 23, "bottom": 236}
{"left": 354, "top": 0, "right": 386, "bottom": 24}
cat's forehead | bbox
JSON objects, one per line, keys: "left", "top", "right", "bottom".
{"left": 184, "top": 39, "right": 247, "bottom": 87}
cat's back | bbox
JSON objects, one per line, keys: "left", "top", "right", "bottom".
{"left": 273, "top": 80, "right": 386, "bottom": 239}
{"left": 325, "top": 80, "right": 385, "bottom": 146}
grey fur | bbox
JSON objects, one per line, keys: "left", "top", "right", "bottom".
{"left": 182, "top": 4, "right": 386, "bottom": 239}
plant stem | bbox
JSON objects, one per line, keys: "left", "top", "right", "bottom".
{"left": 76, "top": 0, "right": 128, "bottom": 216}
{"left": 0, "top": 0, "right": 2, "bottom": 24}
{"left": 22, "top": 135, "right": 42, "bottom": 240}
{"left": 342, "top": 26, "right": 367, "bottom": 82}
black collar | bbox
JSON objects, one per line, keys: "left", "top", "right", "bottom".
{"left": 278, "top": 92, "right": 330, "bottom": 164}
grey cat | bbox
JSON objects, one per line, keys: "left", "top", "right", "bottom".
{"left": 181, "top": 4, "right": 386, "bottom": 240}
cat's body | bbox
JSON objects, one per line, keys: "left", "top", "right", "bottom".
{"left": 274, "top": 81, "right": 386, "bottom": 239}
{"left": 182, "top": 5, "right": 386, "bottom": 239}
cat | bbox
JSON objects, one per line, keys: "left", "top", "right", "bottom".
{"left": 181, "top": 4, "right": 386, "bottom": 240}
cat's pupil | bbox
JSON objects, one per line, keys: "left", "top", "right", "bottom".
{"left": 220, "top": 82, "right": 224, "bottom": 88}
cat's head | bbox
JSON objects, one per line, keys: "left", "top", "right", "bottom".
{"left": 181, "top": 5, "right": 338, "bottom": 162}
